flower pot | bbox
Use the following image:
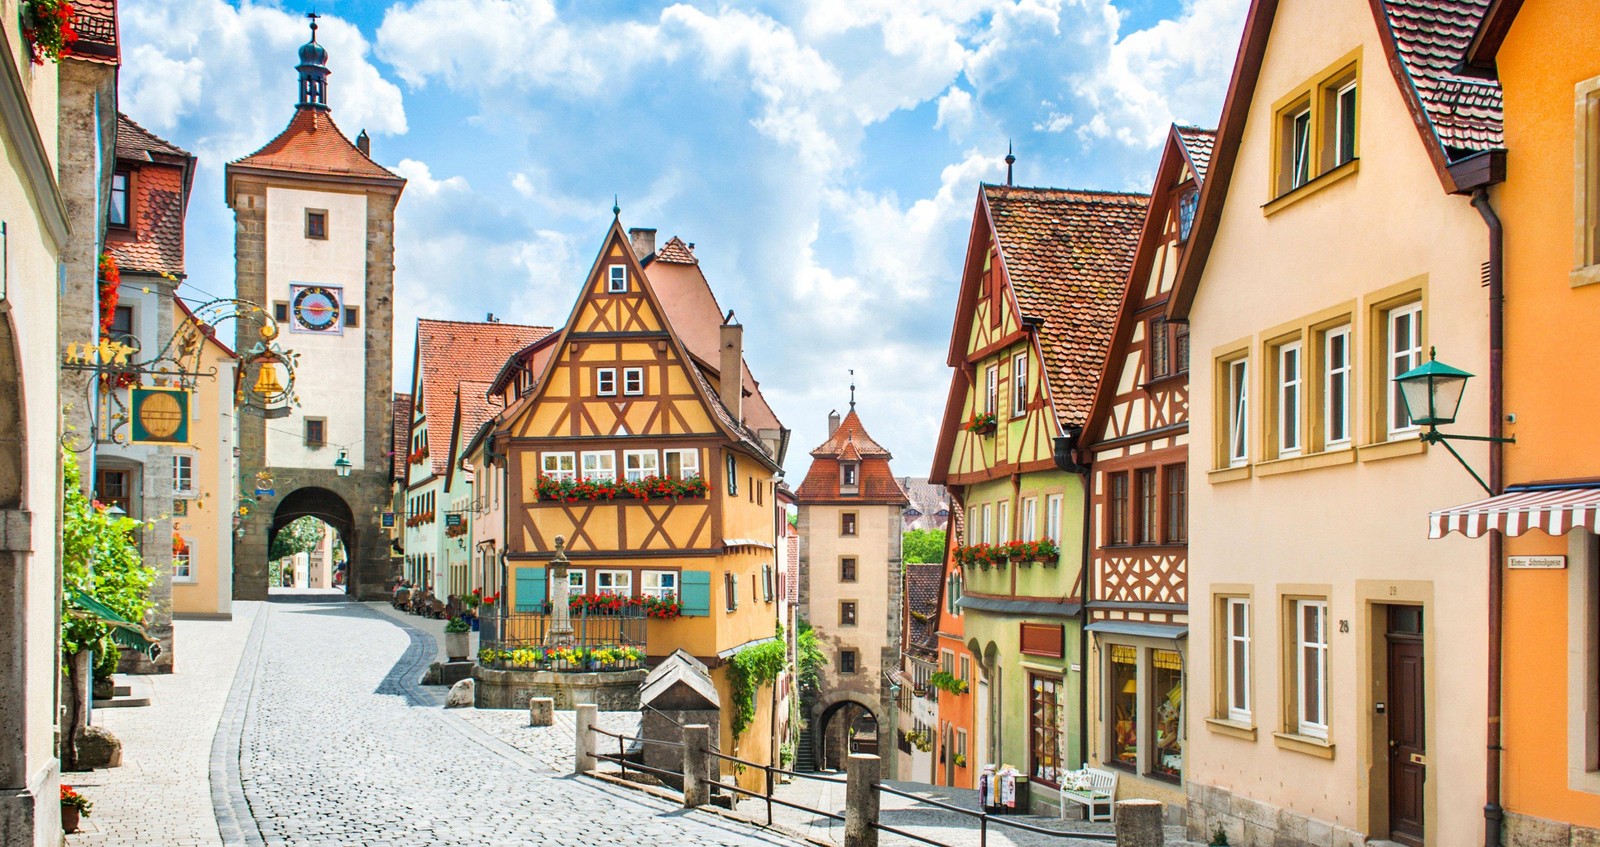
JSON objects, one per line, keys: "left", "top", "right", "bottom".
{"left": 445, "top": 631, "right": 469, "bottom": 661}
{"left": 468, "top": 616, "right": 480, "bottom": 632}
{"left": 61, "top": 805, "right": 79, "bottom": 834}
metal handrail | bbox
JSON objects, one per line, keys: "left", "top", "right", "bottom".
{"left": 875, "top": 782, "right": 1117, "bottom": 844}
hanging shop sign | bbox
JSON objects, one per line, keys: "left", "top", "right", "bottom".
{"left": 445, "top": 513, "right": 463, "bottom": 528}
{"left": 381, "top": 511, "right": 396, "bottom": 528}
{"left": 129, "top": 387, "right": 190, "bottom": 444}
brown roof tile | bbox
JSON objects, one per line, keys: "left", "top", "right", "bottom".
{"left": 116, "top": 113, "right": 189, "bottom": 161}
{"left": 231, "top": 107, "right": 403, "bottom": 183}
{"left": 1377, "top": 0, "right": 1504, "bottom": 154}
{"left": 653, "top": 236, "right": 698, "bottom": 265}
{"left": 392, "top": 393, "right": 413, "bottom": 482}
{"left": 905, "top": 563, "right": 944, "bottom": 659}
{"left": 796, "top": 411, "right": 907, "bottom": 503}
{"left": 1174, "top": 126, "right": 1217, "bottom": 183}
{"left": 984, "top": 185, "right": 1148, "bottom": 431}
{"left": 416, "top": 319, "right": 552, "bottom": 478}
{"left": 67, "top": 0, "right": 117, "bottom": 64}
{"left": 106, "top": 131, "right": 191, "bottom": 279}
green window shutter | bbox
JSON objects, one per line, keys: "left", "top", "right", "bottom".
{"left": 680, "top": 570, "right": 711, "bottom": 617}
{"left": 515, "top": 567, "right": 547, "bottom": 612}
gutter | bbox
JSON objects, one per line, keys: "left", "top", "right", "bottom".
{"left": 1053, "top": 425, "right": 1091, "bottom": 770}
{"left": 1470, "top": 187, "right": 1505, "bottom": 847}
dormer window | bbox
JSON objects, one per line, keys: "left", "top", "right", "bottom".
{"left": 841, "top": 462, "right": 858, "bottom": 489}
{"left": 1178, "top": 186, "right": 1199, "bottom": 242}
{"left": 108, "top": 171, "right": 130, "bottom": 228}
{"left": 607, "top": 265, "right": 627, "bottom": 293}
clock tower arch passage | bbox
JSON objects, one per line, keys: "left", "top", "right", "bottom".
{"left": 227, "top": 21, "right": 407, "bottom": 600}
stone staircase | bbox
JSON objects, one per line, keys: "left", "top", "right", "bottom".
{"left": 794, "top": 726, "right": 818, "bottom": 772}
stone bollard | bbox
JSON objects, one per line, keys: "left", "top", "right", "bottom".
{"left": 574, "top": 703, "right": 598, "bottom": 774}
{"left": 844, "top": 753, "right": 880, "bottom": 847}
{"left": 682, "top": 724, "right": 710, "bottom": 809}
{"left": 1114, "top": 799, "right": 1164, "bottom": 847}
{"left": 528, "top": 697, "right": 554, "bottom": 727}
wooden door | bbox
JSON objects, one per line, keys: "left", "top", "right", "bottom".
{"left": 1387, "top": 607, "right": 1425, "bottom": 846}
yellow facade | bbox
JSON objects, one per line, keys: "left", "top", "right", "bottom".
{"left": 170, "top": 300, "right": 238, "bottom": 619}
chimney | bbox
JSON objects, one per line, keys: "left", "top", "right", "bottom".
{"left": 828, "top": 410, "right": 841, "bottom": 435}
{"left": 357, "top": 130, "right": 371, "bottom": 157}
{"left": 485, "top": 312, "right": 499, "bottom": 323}
{"left": 628, "top": 228, "right": 657, "bottom": 261}
{"left": 719, "top": 311, "right": 743, "bottom": 423}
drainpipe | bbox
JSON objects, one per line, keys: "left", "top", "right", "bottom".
{"left": 1053, "top": 426, "right": 1091, "bottom": 768}
{"left": 1470, "top": 187, "right": 1505, "bottom": 847}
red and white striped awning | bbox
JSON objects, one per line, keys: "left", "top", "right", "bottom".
{"left": 1429, "top": 487, "right": 1600, "bottom": 539}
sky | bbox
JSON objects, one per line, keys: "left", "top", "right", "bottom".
{"left": 121, "top": 0, "right": 1248, "bottom": 480}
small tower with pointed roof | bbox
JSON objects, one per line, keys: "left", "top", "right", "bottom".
{"left": 227, "top": 20, "right": 407, "bottom": 602}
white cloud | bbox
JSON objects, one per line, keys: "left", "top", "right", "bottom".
{"left": 935, "top": 85, "right": 975, "bottom": 137}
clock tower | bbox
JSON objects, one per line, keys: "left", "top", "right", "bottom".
{"left": 227, "top": 18, "right": 406, "bottom": 600}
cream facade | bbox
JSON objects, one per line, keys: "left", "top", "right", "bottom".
{"left": 170, "top": 300, "right": 239, "bottom": 618}
{"left": 1173, "top": 1, "right": 1500, "bottom": 844}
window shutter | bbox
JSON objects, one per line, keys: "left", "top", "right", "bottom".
{"left": 727, "top": 573, "right": 740, "bottom": 610}
{"left": 680, "top": 570, "right": 712, "bottom": 616}
{"left": 515, "top": 567, "right": 547, "bottom": 613}
{"left": 762, "top": 565, "right": 773, "bottom": 602}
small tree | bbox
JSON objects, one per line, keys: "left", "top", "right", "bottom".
{"left": 902, "top": 529, "right": 947, "bottom": 564}
{"left": 270, "top": 515, "right": 326, "bottom": 561}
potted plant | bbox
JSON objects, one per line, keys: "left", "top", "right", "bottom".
{"left": 22, "top": 0, "right": 77, "bottom": 65}
{"left": 60, "top": 785, "right": 90, "bottom": 833}
{"left": 964, "top": 412, "right": 998, "bottom": 435}
{"left": 444, "top": 616, "right": 470, "bottom": 661}
{"left": 954, "top": 753, "right": 967, "bottom": 768}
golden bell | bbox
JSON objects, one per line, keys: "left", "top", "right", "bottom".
{"left": 252, "top": 361, "right": 285, "bottom": 396}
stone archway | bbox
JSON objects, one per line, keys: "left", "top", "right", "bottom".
{"left": 270, "top": 487, "right": 355, "bottom": 593}
{"left": 0, "top": 310, "right": 30, "bottom": 791}
{"left": 812, "top": 692, "right": 879, "bottom": 771}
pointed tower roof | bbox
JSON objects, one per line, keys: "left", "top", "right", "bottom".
{"left": 796, "top": 409, "right": 907, "bottom": 504}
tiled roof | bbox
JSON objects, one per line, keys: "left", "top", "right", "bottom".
{"left": 416, "top": 320, "right": 552, "bottom": 478}
{"left": 453, "top": 380, "right": 497, "bottom": 465}
{"left": 808, "top": 411, "right": 891, "bottom": 459}
{"left": 795, "top": 411, "right": 907, "bottom": 503}
{"left": 106, "top": 147, "right": 189, "bottom": 278}
{"left": 686, "top": 356, "right": 780, "bottom": 466}
{"left": 785, "top": 533, "right": 799, "bottom": 603}
{"left": 654, "top": 236, "right": 698, "bottom": 265}
{"left": 67, "top": 0, "right": 117, "bottom": 64}
{"left": 117, "top": 113, "right": 188, "bottom": 161}
{"left": 1174, "top": 126, "right": 1216, "bottom": 183}
{"left": 901, "top": 477, "right": 950, "bottom": 519}
{"left": 231, "top": 107, "right": 403, "bottom": 183}
{"left": 392, "top": 393, "right": 412, "bottom": 482}
{"left": 1377, "top": 0, "right": 1504, "bottom": 155}
{"left": 905, "top": 563, "right": 944, "bottom": 659}
{"left": 984, "top": 185, "right": 1148, "bottom": 430}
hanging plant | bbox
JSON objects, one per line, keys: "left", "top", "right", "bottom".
{"left": 97, "top": 252, "right": 120, "bottom": 338}
{"left": 22, "top": 0, "right": 78, "bottom": 65}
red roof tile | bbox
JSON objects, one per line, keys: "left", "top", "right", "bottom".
{"left": 808, "top": 411, "right": 891, "bottom": 459}
{"left": 1376, "top": 0, "right": 1504, "bottom": 155}
{"left": 66, "top": 0, "right": 117, "bottom": 64}
{"left": 392, "top": 393, "right": 412, "bottom": 482}
{"left": 107, "top": 119, "right": 193, "bottom": 278}
{"left": 796, "top": 411, "right": 907, "bottom": 503}
{"left": 984, "top": 186, "right": 1148, "bottom": 430}
{"left": 654, "top": 236, "right": 698, "bottom": 265}
{"left": 905, "top": 563, "right": 944, "bottom": 659}
{"left": 1174, "top": 126, "right": 1216, "bottom": 183}
{"left": 415, "top": 319, "right": 552, "bottom": 478}
{"left": 231, "top": 107, "right": 403, "bottom": 183}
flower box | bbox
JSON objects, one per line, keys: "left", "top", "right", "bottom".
{"left": 535, "top": 474, "right": 709, "bottom": 503}
{"left": 964, "top": 413, "right": 998, "bottom": 435}
{"left": 23, "top": 0, "right": 78, "bottom": 66}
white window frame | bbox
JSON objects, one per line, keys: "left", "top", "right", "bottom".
{"left": 980, "top": 504, "right": 992, "bottom": 545}
{"left": 1045, "top": 494, "right": 1062, "bottom": 542}
{"left": 643, "top": 570, "right": 677, "bottom": 600}
{"left": 542, "top": 452, "right": 576, "bottom": 483}
{"left": 664, "top": 448, "right": 699, "bottom": 480}
{"left": 1324, "top": 325, "right": 1352, "bottom": 448}
{"left": 841, "top": 462, "right": 858, "bottom": 487}
{"left": 172, "top": 454, "right": 194, "bottom": 495}
{"left": 1277, "top": 341, "right": 1302, "bottom": 458}
{"left": 986, "top": 364, "right": 998, "bottom": 415}
{"left": 607, "top": 265, "right": 627, "bottom": 293}
{"left": 624, "top": 450, "right": 658, "bottom": 482}
{"left": 1290, "top": 107, "right": 1312, "bottom": 189}
{"left": 623, "top": 367, "right": 645, "bottom": 396}
{"left": 568, "top": 569, "right": 587, "bottom": 595}
{"left": 596, "top": 368, "right": 618, "bottom": 397}
{"left": 1012, "top": 353, "right": 1028, "bottom": 417}
{"left": 1226, "top": 597, "right": 1251, "bottom": 722}
{"left": 1387, "top": 303, "right": 1423, "bottom": 436}
{"left": 596, "top": 569, "right": 632, "bottom": 595}
{"left": 1296, "top": 599, "right": 1330, "bottom": 739}
{"left": 173, "top": 547, "right": 193, "bottom": 581}
{"left": 581, "top": 451, "right": 615, "bottom": 482}
{"left": 1020, "top": 497, "right": 1037, "bottom": 542}
{"left": 1228, "top": 358, "right": 1249, "bottom": 467}
{"left": 997, "top": 501, "right": 1010, "bottom": 545}
{"left": 1334, "top": 81, "right": 1358, "bottom": 166}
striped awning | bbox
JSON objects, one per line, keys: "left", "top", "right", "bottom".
{"left": 1428, "top": 487, "right": 1600, "bottom": 539}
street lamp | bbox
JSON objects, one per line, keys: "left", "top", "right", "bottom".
{"left": 1395, "top": 347, "right": 1514, "bottom": 494}
{"left": 334, "top": 448, "right": 352, "bottom": 478}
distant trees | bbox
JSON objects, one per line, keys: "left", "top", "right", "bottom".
{"left": 270, "top": 515, "right": 326, "bottom": 561}
{"left": 902, "top": 529, "right": 947, "bottom": 564}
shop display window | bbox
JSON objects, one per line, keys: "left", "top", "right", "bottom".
{"left": 1109, "top": 645, "right": 1139, "bottom": 769}
{"left": 1150, "top": 649, "right": 1183, "bottom": 780}
{"left": 1029, "top": 675, "right": 1062, "bottom": 786}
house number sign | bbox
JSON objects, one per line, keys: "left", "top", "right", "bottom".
{"left": 1508, "top": 555, "right": 1566, "bottom": 570}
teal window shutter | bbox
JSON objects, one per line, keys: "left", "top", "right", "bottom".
{"left": 681, "top": 570, "right": 711, "bottom": 617}
{"left": 515, "top": 567, "right": 547, "bottom": 612}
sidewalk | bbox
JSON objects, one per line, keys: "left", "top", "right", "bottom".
{"left": 361, "top": 599, "right": 483, "bottom": 666}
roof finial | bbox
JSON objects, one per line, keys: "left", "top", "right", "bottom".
{"left": 612, "top": 195, "right": 620, "bottom": 218}
{"left": 307, "top": 10, "right": 320, "bottom": 40}
{"left": 296, "top": 11, "right": 330, "bottom": 110}
{"left": 1005, "top": 140, "right": 1016, "bottom": 186}
{"left": 849, "top": 369, "right": 856, "bottom": 412}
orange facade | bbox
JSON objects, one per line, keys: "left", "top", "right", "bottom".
{"left": 933, "top": 527, "right": 973, "bottom": 789}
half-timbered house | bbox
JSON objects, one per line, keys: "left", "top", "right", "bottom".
{"left": 930, "top": 183, "right": 1146, "bottom": 815}
{"left": 1080, "top": 125, "right": 1213, "bottom": 814}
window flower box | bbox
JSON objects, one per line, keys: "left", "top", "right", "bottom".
{"left": 535, "top": 474, "right": 708, "bottom": 503}
{"left": 22, "top": 0, "right": 77, "bottom": 65}
{"left": 955, "top": 543, "right": 1008, "bottom": 570}
{"left": 1005, "top": 538, "right": 1061, "bottom": 567}
{"left": 964, "top": 413, "right": 998, "bottom": 436}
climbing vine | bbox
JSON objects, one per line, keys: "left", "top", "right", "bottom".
{"left": 727, "top": 627, "right": 787, "bottom": 739}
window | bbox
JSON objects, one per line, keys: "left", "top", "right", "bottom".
{"left": 623, "top": 367, "right": 644, "bottom": 395}
{"left": 1029, "top": 675, "right": 1062, "bottom": 786}
{"left": 1323, "top": 325, "right": 1352, "bottom": 448}
{"left": 567, "top": 569, "right": 587, "bottom": 596}
{"left": 1273, "top": 59, "right": 1359, "bottom": 201}
{"left": 956, "top": 728, "right": 968, "bottom": 761}
{"left": 1277, "top": 341, "right": 1303, "bottom": 457}
{"left": 960, "top": 655, "right": 970, "bottom": 684}
{"left": 1578, "top": 74, "right": 1600, "bottom": 280}
{"left": 839, "top": 557, "right": 858, "bottom": 583}
{"left": 541, "top": 452, "right": 576, "bottom": 483}
{"left": 1287, "top": 106, "right": 1312, "bottom": 190}
{"left": 1046, "top": 494, "right": 1062, "bottom": 542}
{"left": 1108, "top": 473, "right": 1129, "bottom": 545}
{"left": 1136, "top": 468, "right": 1159, "bottom": 544}
{"left": 1020, "top": 497, "right": 1037, "bottom": 542}
{"left": 1109, "top": 644, "right": 1138, "bottom": 770}
{"left": 109, "top": 171, "right": 130, "bottom": 227}
{"left": 840, "top": 650, "right": 858, "bottom": 674}
{"left": 607, "top": 265, "right": 627, "bottom": 293}
{"left": 304, "top": 418, "right": 326, "bottom": 448}
{"left": 726, "top": 455, "right": 738, "bottom": 495}
{"left": 1164, "top": 464, "right": 1187, "bottom": 544}
{"left": 841, "top": 512, "right": 857, "bottom": 537}
{"left": 762, "top": 565, "right": 774, "bottom": 602}
{"left": 1012, "top": 353, "right": 1028, "bottom": 417}
{"left": 1386, "top": 303, "right": 1423, "bottom": 436}
{"left": 841, "top": 462, "right": 858, "bottom": 487}
{"left": 267, "top": 300, "right": 287, "bottom": 323}
{"left": 985, "top": 364, "right": 998, "bottom": 415}
{"left": 596, "top": 570, "right": 632, "bottom": 595}
{"left": 946, "top": 569, "right": 963, "bottom": 615}
{"left": 980, "top": 504, "right": 992, "bottom": 544}
{"left": 642, "top": 571, "right": 677, "bottom": 600}
{"left": 1333, "top": 81, "right": 1358, "bottom": 166}
{"left": 1175, "top": 324, "right": 1190, "bottom": 373}
{"left": 344, "top": 307, "right": 360, "bottom": 328}
{"left": 173, "top": 544, "right": 192, "bottom": 580}
{"left": 840, "top": 600, "right": 858, "bottom": 626}
{"left": 1294, "top": 599, "right": 1329, "bottom": 739}
{"left": 172, "top": 455, "right": 193, "bottom": 494}
{"left": 940, "top": 650, "right": 955, "bottom": 676}
{"left": 664, "top": 449, "right": 699, "bottom": 480}
{"left": 997, "top": 501, "right": 1010, "bottom": 544}
{"left": 596, "top": 368, "right": 617, "bottom": 397}
{"left": 1150, "top": 317, "right": 1170, "bottom": 379}
{"left": 624, "top": 450, "right": 658, "bottom": 482}
{"left": 1177, "top": 187, "right": 1199, "bottom": 242}
{"left": 305, "top": 209, "right": 328, "bottom": 239}
{"left": 724, "top": 572, "right": 739, "bottom": 611}
{"left": 1150, "top": 649, "right": 1184, "bottom": 780}
{"left": 1227, "top": 357, "right": 1249, "bottom": 467}
{"left": 581, "top": 451, "right": 615, "bottom": 481}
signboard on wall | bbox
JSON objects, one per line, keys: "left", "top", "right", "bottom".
{"left": 1508, "top": 555, "right": 1566, "bottom": 570}
{"left": 381, "top": 511, "right": 396, "bottom": 529}
{"left": 129, "top": 387, "right": 190, "bottom": 444}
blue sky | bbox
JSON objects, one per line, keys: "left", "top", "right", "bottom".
{"left": 120, "top": 0, "right": 1247, "bottom": 478}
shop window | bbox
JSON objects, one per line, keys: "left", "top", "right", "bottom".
{"left": 1150, "top": 649, "right": 1184, "bottom": 781}
{"left": 1029, "top": 675, "right": 1062, "bottom": 787}
{"left": 1108, "top": 645, "right": 1139, "bottom": 770}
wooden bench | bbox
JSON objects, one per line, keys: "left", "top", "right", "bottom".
{"left": 1059, "top": 765, "right": 1117, "bottom": 823}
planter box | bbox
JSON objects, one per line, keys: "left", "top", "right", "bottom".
{"left": 445, "top": 631, "right": 469, "bottom": 661}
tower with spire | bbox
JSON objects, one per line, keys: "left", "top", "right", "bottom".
{"left": 226, "top": 19, "right": 407, "bottom": 601}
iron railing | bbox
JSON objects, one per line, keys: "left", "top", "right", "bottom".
{"left": 477, "top": 608, "right": 647, "bottom": 672}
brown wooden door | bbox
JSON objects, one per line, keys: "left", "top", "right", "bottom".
{"left": 1387, "top": 609, "right": 1426, "bottom": 846}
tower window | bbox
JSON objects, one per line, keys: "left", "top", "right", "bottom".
{"left": 607, "top": 265, "right": 627, "bottom": 293}
{"left": 305, "top": 418, "right": 326, "bottom": 448}
{"left": 344, "top": 307, "right": 360, "bottom": 327}
{"left": 305, "top": 209, "right": 328, "bottom": 240}
{"left": 273, "top": 302, "right": 289, "bottom": 323}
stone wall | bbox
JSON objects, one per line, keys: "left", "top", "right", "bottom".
{"left": 1185, "top": 783, "right": 1364, "bottom": 847}
{"left": 641, "top": 708, "right": 721, "bottom": 786}
{"left": 1504, "top": 811, "right": 1600, "bottom": 847}
{"left": 472, "top": 666, "right": 646, "bottom": 711}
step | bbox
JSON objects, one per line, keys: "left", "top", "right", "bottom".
{"left": 92, "top": 696, "right": 151, "bottom": 708}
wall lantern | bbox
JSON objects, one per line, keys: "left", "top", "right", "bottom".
{"left": 334, "top": 448, "right": 353, "bottom": 478}
{"left": 1395, "top": 347, "right": 1515, "bottom": 494}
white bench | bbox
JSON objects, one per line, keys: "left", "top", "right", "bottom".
{"left": 1059, "top": 765, "right": 1118, "bottom": 823}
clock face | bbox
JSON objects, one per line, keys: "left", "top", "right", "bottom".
{"left": 290, "top": 285, "right": 343, "bottom": 333}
